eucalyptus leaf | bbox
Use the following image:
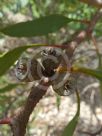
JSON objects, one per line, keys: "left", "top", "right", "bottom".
{"left": 56, "top": 94, "right": 61, "bottom": 110}
{"left": 62, "top": 90, "right": 80, "bottom": 136}
{"left": 0, "top": 14, "right": 71, "bottom": 37}
{"left": 73, "top": 67, "right": 102, "bottom": 81}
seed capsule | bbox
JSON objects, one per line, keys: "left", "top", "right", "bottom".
{"left": 15, "top": 57, "right": 43, "bottom": 82}
{"left": 53, "top": 74, "right": 78, "bottom": 96}
{"left": 41, "top": 47, "right": 62, "bottom": 77}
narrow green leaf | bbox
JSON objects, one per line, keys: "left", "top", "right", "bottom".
{"left": 0, "top": 84, "right": 18, "bottom": 93}
{"left": 73, "top": 67, "right": 102, "bottom": 81}
{"left": 0, "top": 44, "right": 47, "bottom": 77}
{"left": 62, "top": 90, "right": 80, "bottom": 136}
{"left": 74, "top": 65, "right": 102, "bottom": 98}
{"left": 56, "top": 93, "right": 61, "bottom": 110}
{"left": 0, "top": 14, "right": 70, "bottom": 37}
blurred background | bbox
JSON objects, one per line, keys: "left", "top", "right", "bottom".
{"left": 0, "top": 0, "right": 102, "bottom": 136}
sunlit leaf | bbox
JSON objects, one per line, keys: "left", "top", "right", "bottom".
{"left": 0, "top": 44, "right": 47, "bottom": 77}
{"left": 62, "top": 90, "right": 80, "bottom": 136}
{"left": 0, "top": 14, "right": 72, "bottom": 37}
{"left": 73, "top": 67, "right": 102, "bottom": 81}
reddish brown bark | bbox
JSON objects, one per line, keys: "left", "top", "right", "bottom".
{"left": 10, "top": 79, "right": 49, "bottom": 136}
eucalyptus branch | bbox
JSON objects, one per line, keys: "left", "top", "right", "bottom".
{"left": 10, "top": 79, "right": 49, "bottom": 136}
{"left": 62, "top": 9, "right": 102, "bottom": 59}
{"left": 0, "top": 118, "right": 11, "bottom": 125}
{"left": 91, "top": 35, "right": 102, "bottom": 67}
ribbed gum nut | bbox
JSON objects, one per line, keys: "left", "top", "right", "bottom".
{"left": 29, "top": 58, "right": 43, "bottom": 81}
{"left": 53, "top": 73, "right": 78, "bottom": 96}
{"left": 16, "top": 58, "right": 43, "bottom": 82}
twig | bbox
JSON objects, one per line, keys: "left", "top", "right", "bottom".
{"left": 0, "top": 118, "right": 11, "bottom": 125}
{"left": 55, "top": 9, "right": 102, "bottom": 73}
{"left": 91, "top": 35, "right": 99, "bottom": 55}
{"left": 91, "top": 35, "right": 102, "bottom": 67}
{"left": 60, "top": 9, "right": 101, "bottom": 59}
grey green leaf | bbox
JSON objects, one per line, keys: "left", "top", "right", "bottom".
{"left": 73, "top": 67, "right": 102, "bottom": 81}
{"left": 0, "top": 14, "right": 71, "bottom": 37}
{"left": 62, "top": 90, "right": 80, "bottom": 136}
